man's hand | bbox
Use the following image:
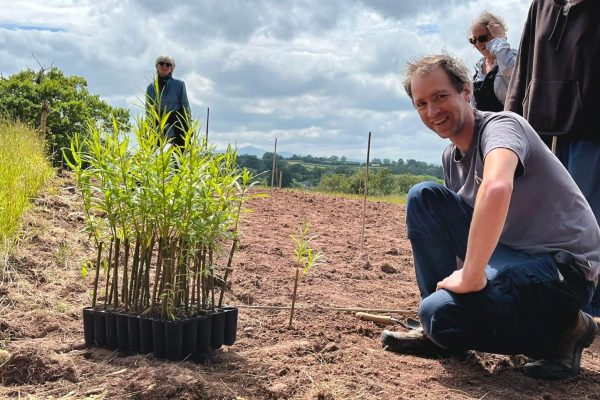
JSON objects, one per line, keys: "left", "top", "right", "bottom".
{"left": 436, "top": 269, "right": 487, "bottom": 294}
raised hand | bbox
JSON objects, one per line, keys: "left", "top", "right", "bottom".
{"left": 487, "top": 21, "right": 506, "bottom": 39}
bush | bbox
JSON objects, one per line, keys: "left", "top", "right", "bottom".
{"left": 317, "top": 168, "right": 442, "bottom": 196}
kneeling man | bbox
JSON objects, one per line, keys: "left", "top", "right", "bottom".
{"left": 381, "top": 54, "right": 600, "bottom": 380}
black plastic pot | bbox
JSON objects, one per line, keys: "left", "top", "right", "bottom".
{"left": 116, "top": 313, "right": 129, "bottom": 352}
{"left": 138, "top": 315, "right": 153, "bottom": 354}
{"left": 196, "top": 314, "right": 212, "bottom": 354}
{"left": 93, "top": 309, "right": 107, "bottom": 347}
{"left": 83, "top": 307, "right": 95, "bottom": 347}
{"left": 105, "top": 312, "right": 118, "bottom": 349}
{"left": 82, "top": 305, "right": 238, "bottom": 363}
{"left": 151, "top": 319, "right": 166, "bottom": 359}
{"left": 223, "top": 306, "right": 238, "bottom": 346}
{"left": 181, "top": 317, "right": 198, "bottom": 357}
{"left": 164, "top": 320, "right": 184, "bottom": 361}
{"left": 127, "top": 315, "right": 140, "bottom": 353}
{"left": 210, "top": 310, "right": 226, "bottom": 350}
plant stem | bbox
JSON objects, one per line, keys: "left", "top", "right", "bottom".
{"left": 218, "top": 238, "right": 238, "bottom": 308}
{"left": 128, "top": 238, "right": 141, "bottom": 310}
{"left": 112, "top": 237, "right": 120, "bottom": 309}
{"left": 121, "top": 238, "right": 130, "bottom": 311}
{"left": 104, "top": 239, "right": 113, "bottom": 309}
{"left": 91, "top": 241, "right": 103, "bottom": 308}
{"left": 151, "top": 237, "right": 164, "bottom": 309}
{"left": 288, "top": 267, "right": 300, "bottom": 329}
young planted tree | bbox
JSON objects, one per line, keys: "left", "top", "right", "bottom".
{"left": 288, "top": 220, "right": 325, "bottom": 328}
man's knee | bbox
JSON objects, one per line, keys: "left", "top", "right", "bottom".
{"left": 406, "top": 181, "right": 446, "bottom": 228}
{"left": 418, "top": 290, "right": 459, "bottom": 348}
{"left": 407, "top": 181, "right": 444, "bottom": 208}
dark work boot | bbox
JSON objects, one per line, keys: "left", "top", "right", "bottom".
{"left": 523, "top": 311, "right": 597, "bottom": 380}
{"left": 380, "top": 327, "right": 464, "bottom": 358}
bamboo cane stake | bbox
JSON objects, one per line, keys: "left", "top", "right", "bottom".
{"left": 551, "top": 136, "right": 557, "bottom": 155}
{"left": 288, "top": 268, "right": 301, "bottom": 328}
{"left": 40, "top": 100, "right": 49, "bottom": 138}
{"left": 205, "top": 107, "right": 210, "bottom": 145}
{"left": 359, "top": 132, "right": 372, "bottom": 252}
{"left": 279, "top": 170, "right": 283, "bottom": 190}
{"left": 271, "top": 138, "right": 278, "bottom": 189}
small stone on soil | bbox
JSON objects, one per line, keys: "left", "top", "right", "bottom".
{"left": 267, "top": 383, "right": 288, "bottom": 396}
{"left": 380, "top": 262, "right": 397, "bottom": 274}
{"left": 322, "top": 343, "right": 339, "bottom": 353}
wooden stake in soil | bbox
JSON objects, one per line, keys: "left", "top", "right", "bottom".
{"left": 279, "top": 170, "right": 283, "bottom": 190}
{"left": 205, "top": 107, "right": 210, "bottom": 145}
{"left": 288, "top": 268, "right": 301, "bottom": 328}
{"left": 271, "top": 138, "right": 278, "bottom": 189}
{"left": 40, "top": 100, "right": 49, "bottom": 138}
{"left": 359, "top": 132, "right": 372, "bottom": 251}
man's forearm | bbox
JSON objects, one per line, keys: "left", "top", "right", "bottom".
{"left": 462, "top": 179, "right": 512, "bottom": 286}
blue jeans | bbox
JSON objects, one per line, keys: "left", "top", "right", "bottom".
{"left": 407, "top": 182, "right": 594, "bottom": 357}
{"left": 554, "top": 139, "right": 600, "bottom": 316}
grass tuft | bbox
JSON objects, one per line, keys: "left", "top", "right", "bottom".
{"left": 0, "top": 118, "right": 54, "bottom": 277}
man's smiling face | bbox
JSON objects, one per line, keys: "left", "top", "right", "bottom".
{"left": 411, "top": 67, "right": 473, "bottom": 143}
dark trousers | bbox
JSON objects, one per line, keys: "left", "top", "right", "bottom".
{"left": 407, "top": 182, "right": 594, "bottom": 357}
{"left": 551, "top": 139, "right": 600, "bottom": 317}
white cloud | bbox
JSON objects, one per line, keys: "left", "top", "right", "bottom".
{"left": 0, "top": 0, "right": 532, "bottom": 163}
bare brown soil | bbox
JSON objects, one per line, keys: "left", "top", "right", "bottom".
{"left": 1, "top": 172, "right": 600, "bottom": 399}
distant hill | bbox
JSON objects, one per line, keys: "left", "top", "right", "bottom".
{"left": 233, "top": 145, "right": 295, "bottom": 159}
{"left": 236, "top": 145, "right": 266, "bottom": 157}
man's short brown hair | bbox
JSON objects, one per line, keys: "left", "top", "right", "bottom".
{"left": 404, "top": 53, "right": 473, "bottom": 100}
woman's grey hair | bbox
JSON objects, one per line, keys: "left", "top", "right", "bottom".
{"left": 403, "top": 53, "right": 473, "bottom": 100}
{"left": 474, "top": 11, "right": 508, "bottom": 33}
{"left": 155, "top": 55, "right": 176, "bottom": 69}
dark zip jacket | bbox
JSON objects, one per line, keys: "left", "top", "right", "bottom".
{"left": 504, "top": 0, "right": 600, "bottom": 140}
{"left": 146, "top": 74, "right": 191, "bottom": 145}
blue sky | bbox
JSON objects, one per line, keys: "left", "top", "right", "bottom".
{"left": 0, "top": 0, "right": 532, "bottom": 163}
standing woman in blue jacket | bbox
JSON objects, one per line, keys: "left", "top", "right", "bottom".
{"left": 469, "top": 12, "right": 517, "bottom": 111}
{"left": 146, "top": 55, "right": 191, "bottom": 147}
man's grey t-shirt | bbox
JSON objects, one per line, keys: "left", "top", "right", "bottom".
{"left": 442, "top": 110, "right": 600, "bottom": 280}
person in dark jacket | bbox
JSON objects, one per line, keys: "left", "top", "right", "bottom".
{"left": 469, "top": 11, "right": 517, "bottom": 111}
{"left": 146, "top": 55, "right": 191, "bottom": 147}
{"left": 504, "top": 0, "right": 600, "bottom": 317}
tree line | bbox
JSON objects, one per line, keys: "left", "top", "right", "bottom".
{"left": 236, "top": 152, "right": 443, "bottom": 194}
{"left": 286, "top": 153, "right": 443, "bottom": 179}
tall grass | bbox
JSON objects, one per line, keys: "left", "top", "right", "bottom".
{"left": 0, "top": 118, "right": 54, "bottom": 261}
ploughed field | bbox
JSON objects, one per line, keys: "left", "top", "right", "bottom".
{"left": 1, "top": 172, "right": 600, "bottom": 399}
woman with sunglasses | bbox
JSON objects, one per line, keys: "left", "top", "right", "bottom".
{"left": 469, "top": 12, "right": 517, "bottom": 112}
{"left": 146, "top": 55, "right": 191, "bottom": 147}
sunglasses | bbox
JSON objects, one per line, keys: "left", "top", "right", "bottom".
{"left": 469, "top": 34, "right": 489, "bottom": 45}
{"left": 158, "top": 62, "right": 172, "bottom": 67}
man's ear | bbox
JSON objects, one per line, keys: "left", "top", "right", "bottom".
{"left": 463, "top": 84, "right": 472, "bottom": 102}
